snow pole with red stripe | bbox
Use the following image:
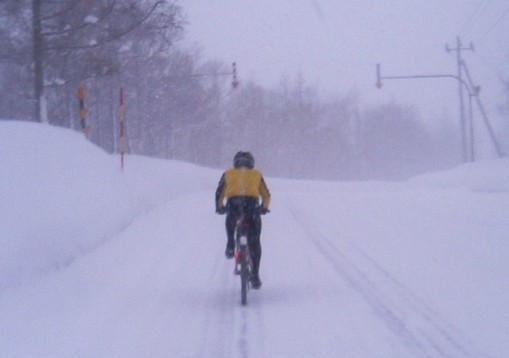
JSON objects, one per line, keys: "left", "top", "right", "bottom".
{"left": 78, "top": 85, "right": 89, "bottom": 137}
{"left": 232, "top": 62, "right": 239, "bottom": 89}
{"left": 119, "top": 87, "right": 126, "bottom": 171}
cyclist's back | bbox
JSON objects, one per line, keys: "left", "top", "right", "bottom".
{"left": 215, "top": 151, "right": 270, "bottom": 289}
{"left": 218, "top": 168, "right": 269, "bottom": 206}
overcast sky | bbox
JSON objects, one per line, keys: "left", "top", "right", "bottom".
{"left": 182, "top": 1, "right": 509, "bottom": 136}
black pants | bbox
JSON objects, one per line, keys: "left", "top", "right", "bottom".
{"left": 225, "top": 197, "right": 262, "bottom": 278}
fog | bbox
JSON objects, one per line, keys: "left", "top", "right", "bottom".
{"left": 1, "top": 121, "right": 508, "bottom": 357}
{"left": 184, "top": 1, "right": 509, "bottom": 125}
{"left": 184, "top": 0, "right": 509, "bottom": 163}
{"left": 0, "top": 1, "right": 507, "bottom": 180}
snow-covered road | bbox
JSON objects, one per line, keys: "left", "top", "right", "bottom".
{"left": 1, "top": 121, "right": 508, "bottom": 357}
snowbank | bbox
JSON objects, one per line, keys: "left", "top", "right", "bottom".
{"left": 1, "top": 120, "right": 508, "bottom": 357}
{"left": 0, "top": 120, "right": 215, "bottom": 291}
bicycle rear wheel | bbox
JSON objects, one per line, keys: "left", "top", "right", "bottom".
{"left": 239, "top": 239, "right": 249, "bottom": 305}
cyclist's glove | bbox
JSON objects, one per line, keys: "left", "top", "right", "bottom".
{"left": 260, "top": 207, "right": 270, "bottom": 215}
{"left": 216, "top": 206, "right": 227, "bottom": 215}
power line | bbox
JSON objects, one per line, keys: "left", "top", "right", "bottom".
{"left": 474, "top": 52, "right": 506, "bottom": 83}
{"left": 478, "top": 6, "right": 509, "bottom": 41}
{"left": 446, "top": 37, "right": 475, "bottom": 162}
{"left": 461, "top": 60, "right": 504, "bottom": 158}
{"left": 375, "top": 37, "right": 504, "bottom": 162}
{"left": 460, "top": 0, "right": 492, "bottom": 36}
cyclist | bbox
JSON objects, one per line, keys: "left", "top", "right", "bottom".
{"left": 215, "top": 151, "right": 271, "bottom": 289}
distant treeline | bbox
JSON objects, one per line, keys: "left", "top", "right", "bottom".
{"left": 0, "top": 0, "right": 465, "bottom": 180}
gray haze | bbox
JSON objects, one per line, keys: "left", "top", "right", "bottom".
{"left": 0, "top": 0, "right": 508, "bottom": 181}
{"left": 184, "top": 0, "right": 509, "bottom": 154}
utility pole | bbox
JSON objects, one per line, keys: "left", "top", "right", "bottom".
{"left": 446, "top": 37, "right": 474, "bottom": 163}
{"left": 461, "top": 61, "right": 503, "bottom": 158}
{"left": 377, "top": 38, "right": 503, "bottom": 162}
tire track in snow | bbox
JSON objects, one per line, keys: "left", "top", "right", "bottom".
{"left": 198, "top": 208, "right": 256, "bottom": 357}
{"left": 236, "top": 307, "right": 249, "bottom": 358}
{"left": 289, "top": 206, "right": 489, "bottom": 358}
{"left": 199, "top": 251, "right": 238, "bottom": 357}
{"left": 233, "top": 282, "right": 267, "bottom": 358}
{"left": 198, "top": 253, "right": 258, "bottom": 358}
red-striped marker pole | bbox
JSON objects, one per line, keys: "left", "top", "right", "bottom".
{"left": 232, "top": 62, "right": 239, "bottom": 89}
{"left": 119, "top": 87, "right": 126, "bottom": 170}
{"left": 78, "top": 85, "right": 89, "bottom": 137}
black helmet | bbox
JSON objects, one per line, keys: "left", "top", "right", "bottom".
{"left": 233, "top": 151, "right": 255, "bottom": 169}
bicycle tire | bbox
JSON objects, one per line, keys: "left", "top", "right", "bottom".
{"left": 240, "top": 244, "right": 248, "bottom": 305}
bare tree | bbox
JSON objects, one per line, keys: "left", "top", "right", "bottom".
{"left": 1, "top": 0, "right": 183, "bottom": 122}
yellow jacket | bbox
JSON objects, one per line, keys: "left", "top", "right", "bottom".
{"left": 216, "top": 168, "right": 271, "bottom": 210}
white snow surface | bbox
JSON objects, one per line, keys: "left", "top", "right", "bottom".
{"left": 1, "top": 120, "right": 508, "bottom": 357}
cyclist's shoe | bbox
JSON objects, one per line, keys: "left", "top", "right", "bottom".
{"left": 250, "top": 275, "right": 262, "bottom": 289}
{"left": 225, "top": 243, "right": 234, "bottom": 259}
{"left": 225, "top": 248, "right": 234, "bottom": 259}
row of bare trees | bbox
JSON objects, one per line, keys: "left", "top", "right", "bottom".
{"left": 1, "top": 0, "right": 462, "bottom": 180}
{"left": 1, "top": 0, "right": 183, "bottom": 120}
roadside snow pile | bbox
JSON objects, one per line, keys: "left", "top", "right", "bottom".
{"left": 1, "top": 120, "right": 508, "bottom": 357}
{"left": 409, "top": 158, "right": 509, "bottom": 193}
{"left": 0, "top": 120, "right": 214, "bottom": 292}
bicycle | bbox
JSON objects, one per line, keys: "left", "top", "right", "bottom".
{"left": 231, "top": 206, "right": 268, "bottom": 306}
{"left": 233, "top": 213, "right": 255, "bottom": 305}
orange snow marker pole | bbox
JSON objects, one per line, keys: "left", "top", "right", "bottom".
{"left": 78, "top": 85, "right": 89, "bottom": 137}
{"left": 119, "top": 87, "right": 126, "bottom": 171}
